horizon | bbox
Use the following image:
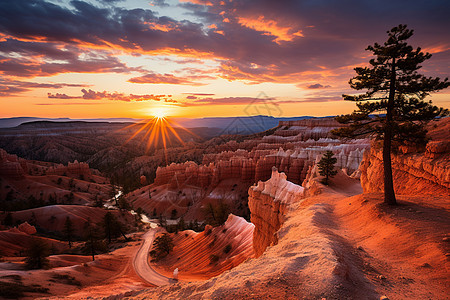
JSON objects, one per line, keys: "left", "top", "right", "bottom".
{"left": 1, "top": 0, "right": 449, "bottom": 119}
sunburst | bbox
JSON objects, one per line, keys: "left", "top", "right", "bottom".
{"left": 119, "top": 108, "right": 197, "bottom": 161}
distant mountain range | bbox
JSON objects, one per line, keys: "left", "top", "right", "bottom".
{"left": 0, "top": 117, "right": 138, "bottom": 128}
{"left": 0, "top": 115, "right": 334, "bottom": 134}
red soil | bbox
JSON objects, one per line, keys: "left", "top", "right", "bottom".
{"left": 151, "top": 214, "right": 254, "bottom": 281}
{"left": 10, "top": 205, "right": 134, "bottom": 236}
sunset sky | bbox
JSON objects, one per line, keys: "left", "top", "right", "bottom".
{"left": 1, "top": 0, "right": 449, "bottom": 119}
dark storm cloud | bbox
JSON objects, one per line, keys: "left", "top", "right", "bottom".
{"left": 0, "top": 0, "right": 449, "bottom": 83}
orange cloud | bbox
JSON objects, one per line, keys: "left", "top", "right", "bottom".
{"left": 422, "top": 44, "right": 450, "bottom": 54}
{"left": 128, "top": 72, "right": 215, "bottom": 85}
{"left": 48, "top": 89, "right": 177, "bottom": 102}
{"left": 237, "top": 16, "right": 303, "bottom": 44}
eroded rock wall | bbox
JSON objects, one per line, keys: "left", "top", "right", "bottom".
{"left": 248, "top": 168, "right": 304, "bottom": 257}
{"left": 360, "top": 144, "right": 450, "bottom": 195}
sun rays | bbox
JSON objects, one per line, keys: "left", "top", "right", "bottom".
{"left": 119, "top": 111, "right": 198, "bottom": 162}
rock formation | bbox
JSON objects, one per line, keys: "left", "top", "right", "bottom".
{"left": 152, "top": 214, "right": 254, "bottom": 279}
{"left": 47, "top": 160, "right": 91, "bottom": 176}
{"left": 0, "top": 148, "right": 25, "bottom": 179}
{"left": 360, "top": 145, "right": 450, "bottom": 195}
{"left": 248, "top": 168, "right": 305, "bottom": 257}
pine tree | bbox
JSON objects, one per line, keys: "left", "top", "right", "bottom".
{"left": 318, "top": 151, "right": 338, "bottom": 185}
{"left": 83, "top": 220, "right": 105, "bottom": 261}
{"left": 332, "top": 24, "right": 449, "bottom": 205}
{"left": 63, "top": 216, "right": 74, "bottom": 248}
{"left": 149, "top": 233, "right": 174, "bottom": 261}
{"left": 24, "top": 239, "right": 50, "bottom": 269}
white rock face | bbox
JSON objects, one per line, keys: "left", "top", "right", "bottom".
{"left": 253, "top": 167, "right": 305, "bottom": 204}
{"left": 249, "top": 168, "right": 304, "bottom": 257}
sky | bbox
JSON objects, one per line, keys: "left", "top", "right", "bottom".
{"left": 0, "top": 0, "right": 449, "bottom": 119}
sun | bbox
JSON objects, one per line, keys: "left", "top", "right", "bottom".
{"left": 153, "top": 107, "right": 167, "bottom": 119}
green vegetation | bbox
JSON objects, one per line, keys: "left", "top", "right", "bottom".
{"left": 318, "top": 151, "right": 338, "bottom": 185}
{"left": 333, "top": 24, "right": 449, "bottom": 205}
{"left": 149, "top": 233, "right": 174, "bottom": 261}
{"left": 63, "top": 216, "right": 74, "bottom": 248}
{"left": 82, "top": 220, "right": 107, "bottom": 261}
{"left": 209, "top": 254, "right": 220, "bottom": 264}
{"left": 24, "top": 239, "right": 50, "bottom": 269}
{"left": 0, "top": 281, "right": 49, "bottom": 299}
{"left": 101, "top": 212, "right": 128, "bottom": 243}
{"left": 50, "top": 274, "right": 81, "bottom": 286}
{"left": 223, "top": 244, "right": 232, "bottom": 254}
{"left": 204, "top": 201, "right": 229, "bottom": 226}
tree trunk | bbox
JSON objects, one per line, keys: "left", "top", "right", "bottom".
{"left": 383, "top": 58, "right": 397, "bottom": 205}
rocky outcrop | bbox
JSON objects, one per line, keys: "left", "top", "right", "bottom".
{"left": 17, "top": 222, "right": 37, "bottom": 235}
{"left": 248, "top": 168, "right": 304, "bottom": 257}
{"left": 152, "top": 214, "right": 254, "bottom": 279}
{"left": 47, "top": 160, "right": 91, "bottom": 176}
{"left": 0, "top": 149, "right": 25, "bottom": 179}
{"left": 360, "top": 145, "right": 450, "bottom": 195}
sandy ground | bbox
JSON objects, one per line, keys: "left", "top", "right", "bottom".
{"left": 150, "top": 214, "right": 254, "bottom": 281}
{"left": 2, "top": 171, "right": 448, "bottom": 299}
{"left": 119, "top": 171, "right": 450, "bottom": 299}
{"left": 0, "top": 233, "right": 153, "bottom": 299}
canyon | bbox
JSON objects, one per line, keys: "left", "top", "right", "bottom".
{"left": 0, "top": 117, "right": 448, "bottom": 299}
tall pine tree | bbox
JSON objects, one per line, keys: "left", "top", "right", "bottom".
{"left": 332, "top": 24, "right": 449, "bottom": 205}
{"left": 63, "top": 216, "right": 74, "bottom": 248}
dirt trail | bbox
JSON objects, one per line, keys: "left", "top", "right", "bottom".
{"left": 319, "top": 173, "right": 450, "bottom": 299}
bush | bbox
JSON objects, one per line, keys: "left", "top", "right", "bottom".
{"left": 24, "top": 239, "right": 50, "bottom": 269}
{"left": 209, "top": 254, "right": 219, "bottom": 264}
{"left": 0, "top": 281, "right": 48, "bottom": 298}
{"left": 50, "top": 274, "right": 81, "bottom": 286}
{"left": 150, "top": 233, "right": 174, "bottom": 261}
{"left": 223, "top": 244, "right": 232, "bottom": 254}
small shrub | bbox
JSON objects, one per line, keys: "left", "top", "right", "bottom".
{"left": 51, "top": 274, "right": 81, "bottom": 286}
{"left": 223, "top": 244, "right": 232, "bottom": 254}
{"left": 209, "top": 254, "right": 219, "bottom": 264}
{"left": 0, "top": 281, "right": 49, "bottom": 299}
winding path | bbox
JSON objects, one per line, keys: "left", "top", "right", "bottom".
{"left": 133, "top": 228, "right": 171, "bottom": 286}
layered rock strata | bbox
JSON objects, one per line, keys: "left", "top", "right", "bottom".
{"left": 248, "top": 168, "right": 304, "bottom": 257}
{"left": 360, "top": 144, "right": 450, "bottom": 195}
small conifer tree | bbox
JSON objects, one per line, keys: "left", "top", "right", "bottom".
{"left": 318, "top": 151, "right": 338, "bottom": 185}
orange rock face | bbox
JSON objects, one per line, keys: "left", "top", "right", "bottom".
{"left": 17, "top": 221, "right": 37, "bottom": 235}
{"left": 153, "top": 214, "right": 254, "bottom": 280}
{"left": 248, "top": 168, "right": 305, "bottom": 257}
{"left": 47, "top": 160, "right": 91, "bottom": 176}
{"left": 360, "top": 145, "right": 450, "bottom": 195}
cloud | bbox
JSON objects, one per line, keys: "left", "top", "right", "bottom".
{"left": 128, "top": 72, "right": 214, "bottom": 85}
{"left": 0, "top": 0, "right": 449, "bottom": 85}
{"left": 150, "top": 0, "right": 170, "bottom": 7}
{"left": 0, "top": 78, "right": 90, "bottom": 97}
{"left": 0, "top": 39, "right": 142, "bottom": 77}
{"left": 237, "top": 16, "right": 303, "bottom": 44}
{"left": 35, "top": 102, "right": 102, "bottom": 105}
{"left": 47, "top": 89, "right": 177, "bottom": 102}
{"left": 305, "top": 83, "right": 332, "bottom": 89}
{"left": 182, "top": 96, "right": 276, "bottom": 106}
{"left": 182, "top": 93, "right": 216, "bottom": 96}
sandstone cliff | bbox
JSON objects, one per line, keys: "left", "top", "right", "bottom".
{"left": 360, "top": 145, "right": 450, "bottom": 195}
{"left": 248, "top": 168, "right": 304, "bottom": 257}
